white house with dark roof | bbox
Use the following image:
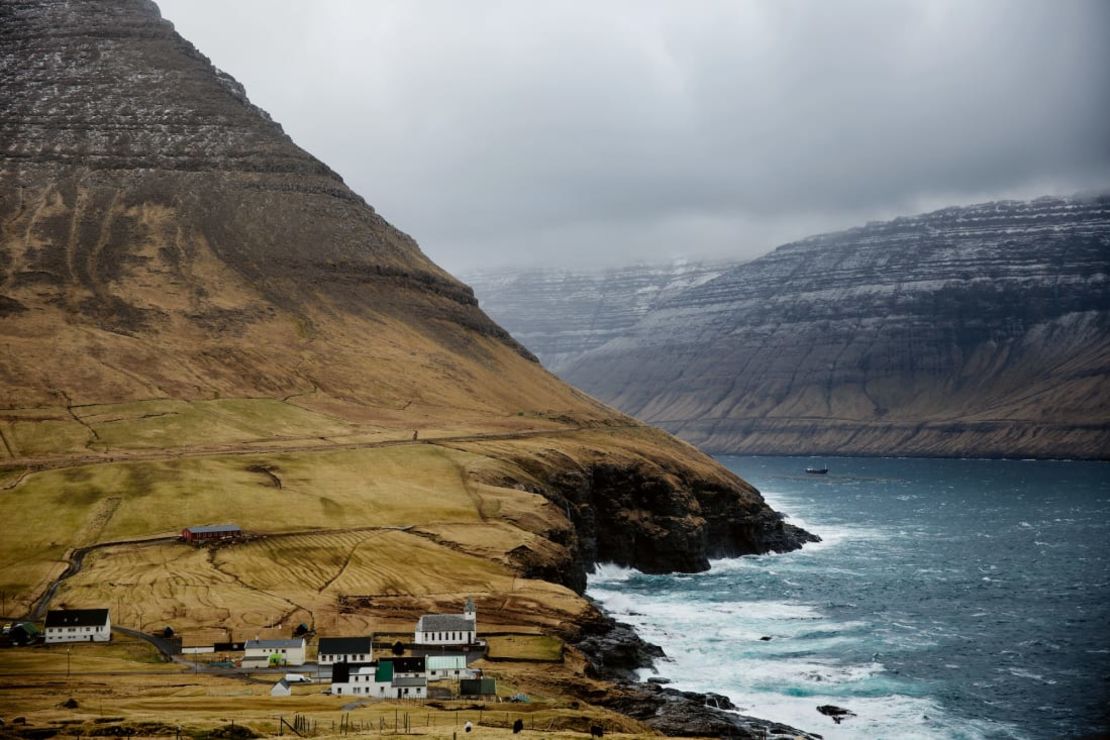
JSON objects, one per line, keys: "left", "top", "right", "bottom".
{"left": 331, "top": 660, "right": 426, "bottom": 699}
{"left": 414, "top": 597, "right": 476, "bottom": 645}
{"left": 318, "top": 635, "right": 373, "bottom": 664}
{"left": 45, "top": 608, "right": 111, "bottom": 643}
{"left": 243, "top": 637, "right": 306, "bottom": 667}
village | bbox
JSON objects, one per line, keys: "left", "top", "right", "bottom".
{"left": 3, "top": 595, "right": 495, "bottom": 702}
{"left": 0, "top": 523, "right": 634, "bottom": 739}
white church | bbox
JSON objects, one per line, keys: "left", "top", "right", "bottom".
{"left": 414, "top": 596, "right": 477, "bottom": 645}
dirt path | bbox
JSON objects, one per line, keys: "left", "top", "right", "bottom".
{"left": 0, "top": 424, "right": 635, "bottom": 477}
{"left": 28, "top": 534, "right": 177, "bottom": 620}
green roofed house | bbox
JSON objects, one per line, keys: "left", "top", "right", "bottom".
{"left": 374, "top": 660, "right": 394, "bottom": 684}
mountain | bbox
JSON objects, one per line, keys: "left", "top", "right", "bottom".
{"left": 474, "top": 197, "right": 1110, "bottom": 459}
{"left": 0, "top": 0, "right": 813, "bottom": 721}
{"left": 461, "top": 261, "right": 730, "bottom": 372}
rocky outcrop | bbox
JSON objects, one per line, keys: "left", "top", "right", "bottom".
{"left": 471, "top": 431, "right": 818, "bottom": 593}
{"left": 605, "top": 683, "right": 822, "bottom": 739}
{"left": 463, "top": 261, "right": 729, "bottom": 372}
{"left": 570, "top": 614, "right": 820, "bottom": 739}
{"left": 475, "top": 197, "right": 1110, "bottom": 459}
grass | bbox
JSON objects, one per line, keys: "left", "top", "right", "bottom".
{"left": 50, "top": 531, "right": 586, "bottom": 636}
{"left": 77, "top": 398, "right": 364, "bottom": 451}
{"left": 485, "top": 635, "right": 564, "bottom": 662}
{"left": 0, "top": 443, "right": 490, "bottom": 614}
{"left": 0, "top": 634, "right": 173, "bottom": 675}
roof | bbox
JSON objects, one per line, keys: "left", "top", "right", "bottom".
{"left": 417, "top": 614, "right": 475, "bottom": 632}
{"left": 184, "top": 524, "right": 240, "bottom": 534}
{"left": 331, "top": 662, "right": 375, "bottom": 683}
{"left": 392, "top": 676, "right": 427, "bottom": 688}
{"left": 390, "top": 656, "right": 425, "bottom": 674}
{"left": 427, "top": 655, "right": 468, "bottom": 670}
{"left": 460, "top": 677, "right": 497, "bottom": 695}
{"left": 318, "top": 636, "right": 372, "bottom": 655}
{"left": 44, "top": 609, "right": 109, "bottom": 628}
{"left": 375, "top": 661, "right": 394, "bottom": 683}
{"left": 274, "top": 679, "right": 291, "bottom": 690}
{"left": 246, "top": 638, "right": 304, "bottom": 650}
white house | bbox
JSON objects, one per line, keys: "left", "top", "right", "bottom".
{"left": 318, "top": 635, "right": 372, "bottom": 664}
{"left": 414, "top": 597, "right": 476, "bottom": 645}
{"left": 427, "top": 654, "right": 476, "bottom": 681}
{"left": 331, "top": 660, "right": 426, "bottom": 699}
{"left": 244, "top": 638, "right": 306, "bottom": 668}
{"left": 271, "top": 679, "right": 292, "bottom": 697}
{"left": 44, "top": 608, "right": 111, "bottom": 643}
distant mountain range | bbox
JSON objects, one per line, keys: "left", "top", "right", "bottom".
{"left": 461, "top": 260, "right": 732, "bottom": 372}
{"left": 466, "top": 196, "right": 1110, "bottom": 459}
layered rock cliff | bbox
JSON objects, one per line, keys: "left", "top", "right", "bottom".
{"left": 474, "top": 197, "right": 1110, "bottom": 459}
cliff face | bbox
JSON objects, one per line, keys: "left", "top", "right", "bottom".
{"left": 0, "top": 0, "right": 811, "bottom": 626}
{"left": 462, "top": 261, "right": 728, "bottom": 372}
{"left": 475, "top": 198, "right": 1110, "bottom": 459}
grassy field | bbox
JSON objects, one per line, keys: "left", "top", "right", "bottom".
{"left": 485, "top": 635, "right": 564, "bottom": 662}
{"left": 0, "top": 442, "right": 497, "bottom": 614}
{"left": 51, "top": 531, "right": 586, "bottom": 636}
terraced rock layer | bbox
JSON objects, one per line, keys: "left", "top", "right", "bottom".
{"left": 554, "top": 196, "right": 1110, "bottom": 458}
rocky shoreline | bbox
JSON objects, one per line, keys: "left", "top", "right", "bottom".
{"left": 572, "top": 607, "right": 821, "bottom": 739}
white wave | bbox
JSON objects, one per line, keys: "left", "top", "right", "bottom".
{"left": 588, "top": 562, "right": 641, "bottom": 584}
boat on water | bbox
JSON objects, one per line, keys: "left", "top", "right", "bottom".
{"left": 805, "top": 466, "right": 829, "bottom": 475}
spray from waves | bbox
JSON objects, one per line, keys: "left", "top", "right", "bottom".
{"left": 590, "top": 569, "right": 1018, "bottom": 739}
{"left": 756, "top": 489, "right": 892, "bottom": 553}
{"left": 589, "top": 562, "right": 641, "bottom": 584}
{"left": 585, "top": 490, "right": 1025, "bottom": 740}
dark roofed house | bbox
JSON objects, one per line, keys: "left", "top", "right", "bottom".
{"left": 414, "top": 597, "right": 477, "bottom": 646}
{"left": 45, "top": 608, "right": 111, "bottom": 643}
{"left": 389, "top": 656, "right": 425, "bottom": 677}
{"left": 318, "top": 635, "right": 373, "bottom": 664}
{"left": 181, "top": 524, "right": 241, "bottom": 543}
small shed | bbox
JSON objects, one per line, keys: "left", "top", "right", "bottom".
{"left": 271, "top": 679, "right": 292, "bottom": 697}
{"left": 460, "top": 677, "right": 497, "bottom": 697}
{"left": 181, "top": 524, "right": 241, "bottom": 543}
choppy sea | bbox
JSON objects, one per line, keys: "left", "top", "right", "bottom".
{"left": 588, "top": 456, "right": 1110, "bottom": 739}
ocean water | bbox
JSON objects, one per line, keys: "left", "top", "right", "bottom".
{"left": 587, "top": 456, "right": 1110, "bottom": 739}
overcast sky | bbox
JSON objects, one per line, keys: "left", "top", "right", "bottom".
{"left": 157, "top": 0, "right": 1110, "bottom": 272}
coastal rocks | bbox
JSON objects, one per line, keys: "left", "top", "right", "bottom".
{"left": 573, "top": 615, "right": 664, "bottom": 681}
{"left": 816, "top": 705, "right": 857, "bottom": 724}
{"left": 605, "top": 683, "right": 821, "bottom": 739}
{"left": 572, "top": 610, "right": 819, "bottom": 738}
{"left": 540, "top": 458, "right": 818, "bottom": 583}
